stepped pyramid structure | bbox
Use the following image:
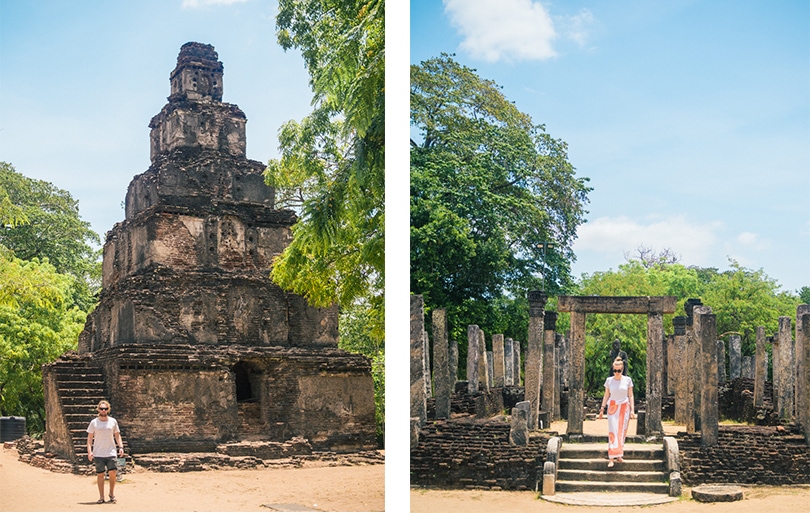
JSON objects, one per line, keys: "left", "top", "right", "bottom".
{"left": 43, "top": 42, "right": 376, "bottom": 463}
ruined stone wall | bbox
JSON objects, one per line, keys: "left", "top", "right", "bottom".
{"left": 41, "top": 368, "right": 74, "bottom": 460}
{"left": 264, "top": 356, "right": 377, "bottom": 451}
{"left": 84, "top": 345, "right": 376, "bottom": 453}
{"left": 410, "top": 418, "right": 550, "bottom": 490}
{"left": 107, "top": 363, "right": 237, "bottom": 453}
{"left": 678, "top": 426, "right": 810, "bottom": 485}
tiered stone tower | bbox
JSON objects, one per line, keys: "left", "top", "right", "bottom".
{"left": 43, "top": 43, "right": 376, "bottom": 463}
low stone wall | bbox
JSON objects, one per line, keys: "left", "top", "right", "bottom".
{"left": 410, "top": 416, "right": 551, "bottom": 490}
{"left": 678, "top": 425, "right": 810, "bottom": 485}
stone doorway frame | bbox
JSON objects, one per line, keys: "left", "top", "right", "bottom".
{"left": 557, "top": 296, "right": 677, "bottom": 436}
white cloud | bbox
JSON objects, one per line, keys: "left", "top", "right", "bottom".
{"left": 557, "top": 8, "right": 594, "bottom": 48}
{"left": 443, "top": 0, "right": 557, "bottom": 62}
{"left": 736, "top": 231, "right": 770, "bottom": 250}
{"left": 182, "top": 0, "right": 250, "bottom": 8}
{"left": 573, "top": 215, "right": 723, "bottom": 265}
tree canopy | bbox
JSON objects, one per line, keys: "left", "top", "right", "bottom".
{"left": 0, "top": 252, "right": 85, "bottom": 432}
{"left": 0, "top": 162, "right": 100, "bottom": 310}
{"left": 267, "top": 0, "right": 384, "bottom": 341}
{"left": 410, "top": 54, "right": 591, "bottom": 345}
{"left": 564, "top": 258, "right": 802, "bottom": 396}
{"left": 268, "top": 0, "right": 384, "bottom": 444}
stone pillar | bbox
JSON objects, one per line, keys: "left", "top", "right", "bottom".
{"left": 478, "top": 328, "right": 490, "bottom": 393}
{"left": 554, "top": 333, "right": 563, "bottom": 419}
{"left": 797, "top": 308, "right": 810, "bottom": 445}
{"left": 666, "top": 335, "right": 675, "bottom": 395}
{"left": 542, "top": 312, "right": 558, "bottom": 424}
{"left": 688, "top": 301, "right": 708, "bottom": 433}
{"left": 410, "top": 295, "right": 427, "bottom": 426}
{"left": 510, "top": 401, "right": 530, "bottom": 445}
{"left": 699, "top": 310, "right": 718, "bottom": 447}
{"left": 526, "top": 291, "right": 547, "bottom": 430}
{"left": 492, "top": 334, "right": 505, "bottom": 387}
{"left": 504, "top": 338, "right": 514, "bottom": 386}
{"left": 432, "top": 308, "right": 451, "bottom": 419}
{"left": 673, "top": 316, "right": 689, "bottom": 425}
{"left": 486, "top": 351, "right": 494, "bottom": 387}
{"left": 662, "top": 332, "right": 670, "bottom": 396}
{"left": 776, "top": 316, "right": 794, "bottom": 421}
{"left": 514, "top": 341, "right": 522, "bottom": 386}
{"left": 646, "top": 308, "right": 665, "bottom": 436}
{"left": 568, "top": 310, "right": 587, "bottom": 435}
{"left": 742, "top": 356, "right": 753, "bottom": 379}
{"left": 729, "top": 334, "right": 742, "bottom": 380}
{"left": 467, "top": 325, "right": 480, "bottom": 394}
{"left": 795, "top": 306, "right": 809, "bottom": 440}
{"left": 715, "top": 340, "right": 726, "bottom": 383}
{"left": 754, "top": 326, "right": 767, "bottom": 407}
{"left": 423, "top": 329, "right": 432, "bottom": 397}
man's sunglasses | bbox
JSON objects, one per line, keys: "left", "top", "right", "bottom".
{"left": 98, "top": 407, "right": 109, "bottom": 411}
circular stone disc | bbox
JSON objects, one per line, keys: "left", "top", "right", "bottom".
{"left": 691, "top": 485, "right": 744, "bottom": 502}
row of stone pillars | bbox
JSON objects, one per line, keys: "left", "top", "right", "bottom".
{"left": 412, "top": 293, "right": 810, "bottom": 448}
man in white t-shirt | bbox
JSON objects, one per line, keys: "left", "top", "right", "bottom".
{"left": 86, "top": 400, "right": 125, "bottom": 504}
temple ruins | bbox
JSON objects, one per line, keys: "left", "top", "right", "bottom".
{"left": 410, "top": 292, "right": 810, "bottom": 494}
{"left": 42, "top": 42, "right": 376, "bottom": 464}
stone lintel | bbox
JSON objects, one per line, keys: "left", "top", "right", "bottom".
{"left": 557, "top": 296, "right": 677, "bottom": 314}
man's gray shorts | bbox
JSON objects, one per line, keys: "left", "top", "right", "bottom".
{"left": 93, "top": 456, "right": 117, "bottom": 473}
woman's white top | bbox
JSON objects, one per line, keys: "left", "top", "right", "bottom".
{"left": 603, "top": 375, "right": 634, "bottom": 403}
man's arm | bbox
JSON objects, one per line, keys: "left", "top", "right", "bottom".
{"left": 114, "top": 431, "right": 124, "bottom": 455}
{"left": 86, "top": 432, "right": 94, "bottom": 461}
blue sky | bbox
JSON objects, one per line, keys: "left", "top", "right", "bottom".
{"left": 410, "top": 0, "right": 809, "bottom": 294}
{"left": 1, "top": 0, "right": 312, "bottom": 243}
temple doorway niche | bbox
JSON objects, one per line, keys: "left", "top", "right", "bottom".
{"left": 232, "top": 361, "right": 267, "bottom": 438}
{"left": 558, "top": 296, "right": 676, "bottom": 437}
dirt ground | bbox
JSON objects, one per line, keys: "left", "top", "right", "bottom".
{"left": 410, "top": 486, "right": 810, "bottom": 513}
{"left": 0, "top": 446, "right": 384, "bottom": 512}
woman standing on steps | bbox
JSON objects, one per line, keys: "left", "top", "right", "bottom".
{"left": 597, "top": 357, "right": 636, "bottom": 468}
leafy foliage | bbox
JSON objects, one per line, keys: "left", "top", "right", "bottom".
{"left": 338, "top": 301, "right": 383, "bottom": 445}
{"left": 269, "top": 0, "right": 384, "bottom": 445}
{"left": 268, "top": 0, "right": 384, "bottom": 338}
{"left": 410, "top": 54, "right": 590, "bottom": 350}
{"left": 0, "top": 254, "right": 85, "bottom": 433}
{"left": 0, "top": 162, "right": 100, "bottom": 310}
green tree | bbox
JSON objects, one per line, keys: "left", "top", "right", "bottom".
{"left": 798, "top": 286, "right": 810, "bottom": 305}
{"left": 572, "top": 258, "right": 801, "bottom": 397}
{"left": 411, "top": 54, "right": 591, "bottom": 347}
{"left": 0, "top": 162, "right": 100, "bottom": 310}
{"left": 574, "top": 261, "right": 702, "bottom": 396}
{"left": 0, "top": 253, "right": 85, "bottom": 433}
{"left": 268, "top": 0, "right": 385, "bottom": 444}
{"left": 267, "top": 0, "right": 384, "bottom": 339}
{"left": 700, "top": 259, "right": 799, "bottom": 357}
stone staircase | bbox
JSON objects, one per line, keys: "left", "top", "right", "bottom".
{"left": 51, "top": 361, "right": 128, "bottom": 461}
{"left": 555, "top": 439, "right": 670, "bottom": 494}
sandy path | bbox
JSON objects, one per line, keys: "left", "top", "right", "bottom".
{"left": 0, "top": 447, "right": 384, "bottom": 512}
{"left": 410, "top": 486, "right": 810, "bottom": 513}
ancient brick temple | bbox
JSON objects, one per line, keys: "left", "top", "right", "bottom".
{"left": 42, "top": 42, "right": 376, "bottom": 462}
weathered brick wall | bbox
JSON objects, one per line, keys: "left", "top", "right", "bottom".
{"left": 719, "top": 377, "right": 777, "bottom": 425}
{"left": 678, "top": 426, "right": 810, "bottom": 485}
{"left": 112, "top": 365, "right": 236, "bottom": 453}
{"left": 410, "top": 417, "right": 550, "bottom": 490}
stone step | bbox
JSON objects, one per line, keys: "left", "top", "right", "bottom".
{"left": 559, "top": 443, "right": 663, "bottom": 460}
{"left": 558, "top": 458, "right": 666, "bottom": 472}
{"left": 556, "top": 480, "right": 670, "bottom": 494}
{"left": 55, "top": 381, "right": 105, "bottom": 390}
{"left": 558, "top": 468, "right": 668, "bottom": 483}
{"left": 57, "top": 388, "right": 106, "bottom": 397}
